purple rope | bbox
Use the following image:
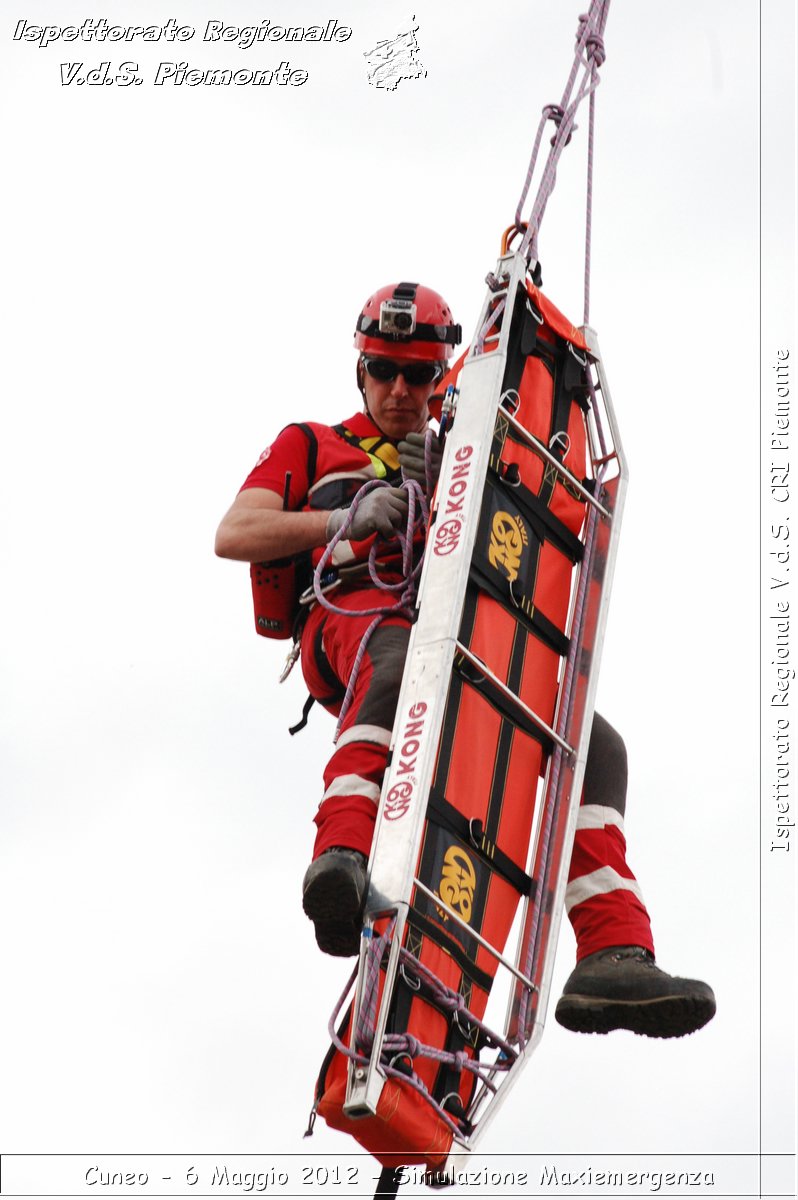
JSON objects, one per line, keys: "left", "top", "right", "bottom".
{"left": 583, "top": 84, "right": 597, "bottom": 325}
{"left": 353, "top": 919, "right": 396, "bottom": 1052}
{"left": 423, "top": 428, "right": 437, "bottom": 497}
{"left": 313, "top": 477, "right": 429, "bottom": 741}
{"left": 582, "top": 3, "right": 609, "bottom": 323}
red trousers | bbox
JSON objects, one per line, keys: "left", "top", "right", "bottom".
{"left": 300, "top": 588, "right": 653, "bottom": 961}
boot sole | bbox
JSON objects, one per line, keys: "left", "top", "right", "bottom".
{"left": 302, "top": 861, "right": 365, "bottom": 958}
{"left": 554, "top": 993, "right": 716, "bottom": 1039}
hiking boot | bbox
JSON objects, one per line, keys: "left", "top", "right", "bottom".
{"left": 301, "top": 847, "right": 368, "bottom": 957}
{"left": 554, "top": 945, "right": 716, "bottom": 1038}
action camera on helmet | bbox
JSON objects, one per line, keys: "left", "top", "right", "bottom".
{"left": 379, "top": 297, "right": 417, "bottom": 337}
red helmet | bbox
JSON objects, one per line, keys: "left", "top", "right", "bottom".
{"left": 354, "top": 282, "right": 461, "bottom": 363}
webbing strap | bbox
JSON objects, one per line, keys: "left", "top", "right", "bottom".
{"left": 407, "top": 907, "right": 494, "bottom": 995}
{"left": 453, "top": 622, "right": 557, "bottom": 746}
{"left": 485, "top": 464, "right": 585, "bottom": 562}
{"left": 427, "top": 788, "right": 534, "bottom": 898}
{"left": 484, "top": 619, "right": 525, "bottom": 853}
{"left": 332, "top": 422, "right": 402, "bottom": 477}
{"left": 466, "top": 564, "right": 570, "bottom": 659}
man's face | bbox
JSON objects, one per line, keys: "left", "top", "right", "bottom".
{"left": 362, "top": 355, "right": 440, "bottom": 441}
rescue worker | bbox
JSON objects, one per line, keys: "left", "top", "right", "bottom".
{"left": 215, "top": 282, "right": 715, "bottom": 1039}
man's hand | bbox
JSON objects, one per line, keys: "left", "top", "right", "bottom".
{"left": 398, "top": 431, "right": 442, "bottom": 493}
{"left": 325, "top": 486, "right": 409, "bottom": 542}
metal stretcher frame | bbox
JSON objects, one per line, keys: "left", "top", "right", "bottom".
{"left": 342, "top": 249, "right": 628, "bottom": 1174}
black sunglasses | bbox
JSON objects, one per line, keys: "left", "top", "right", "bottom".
{"left": 363, "top": 357, "right": 442, "bottom": 387}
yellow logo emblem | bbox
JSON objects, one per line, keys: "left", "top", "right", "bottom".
{"left": 439, "top": 846, "right": 477, "bottom": 924}
{"left": 488, "top": 510, "right": 528, "bottom": 584}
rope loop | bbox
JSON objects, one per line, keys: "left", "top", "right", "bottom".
{"left": 543, "top": 103, "right": 575, "bottom": 148}
{"left": 577, "top": 12, "right": 606, "bottom": 64}
{"left": 313, "top": 475, "right": 429, "bottom": 741}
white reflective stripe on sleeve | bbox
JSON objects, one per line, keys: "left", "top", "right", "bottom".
{"left": 575, "top": 804, "right": 625, "bottom": 832}
{"left": 336, "top": 724, "right": 392, "bottom": 751}
{"left": 321, "top": 774, "right": 381, "bottom": 805}
{"left": 565, "top": 867, "right": 644, "bottom": 913}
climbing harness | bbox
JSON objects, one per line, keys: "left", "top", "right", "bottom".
{"left": 307, "top": 1, "right": 624, "bottom": 1189}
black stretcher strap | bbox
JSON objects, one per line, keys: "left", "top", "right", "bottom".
{"left": 489, "top": 466, "right": 585, "bottom": 563}
{"left": 288, "top": 695, "right": 315, "bottom": 736}
{"left": 467, "top": 564, "right": 570, "bottom": 659}
{"left": 295, "top": 421, "right": 319, "bottom": 486}
{"left": 407, "top": 907, "right": 494, "bottom": 996}
{"left": 484, "top": 620, "right": 527, "bottom": 847}
{"left": 427, "top": 787, "right": 534, "bottom": 898}
{"left": 452, "top": 632, "right": 553, "bottom": 751}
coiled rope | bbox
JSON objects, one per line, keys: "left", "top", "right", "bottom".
{"left": 312, "top": 432, "right": 439, "bottom": 741}
{"left": 513, "top": 1, "right": 611, "bottom": 324}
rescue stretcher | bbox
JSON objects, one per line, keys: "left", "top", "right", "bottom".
{"left": 311, "top": 246, "right": 627, "bottom": 1183}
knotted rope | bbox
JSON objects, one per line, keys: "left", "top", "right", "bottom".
{"left": 328, "top": 931, "right": 520, "bottom": 1139}
{"left": 512, "top": 1, "right": 611, "bottom": 324}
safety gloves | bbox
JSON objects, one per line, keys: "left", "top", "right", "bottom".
{"left": 398, "top": 431, "right": 443, "bottom": 496}
{"left": 325, "top": 487, "right": 409, "bottom": 542}
{"left": 324, "top": 432, "right": 443, "bottom": 547}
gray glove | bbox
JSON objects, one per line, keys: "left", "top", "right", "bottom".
{"left": 398, "top": 431, "right": 442, "bottom": 493}
{"left": 325, "top": 486, "right": 409, "bottom": 542}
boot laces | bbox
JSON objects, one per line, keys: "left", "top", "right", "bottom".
{"left": 608, "top": 946, "right": 655, "bottom": 967}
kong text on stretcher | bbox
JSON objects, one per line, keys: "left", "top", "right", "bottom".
{"left": 311, "top": 248, "right": 628, "bottom": 1179}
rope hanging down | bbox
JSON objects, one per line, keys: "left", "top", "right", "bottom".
{"left": 512, "top": 0, "right": 611, "bottom": 324}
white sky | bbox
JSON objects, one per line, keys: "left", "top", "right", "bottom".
{"left": 0, "top": 1, "right": 794, "bottom": 1196}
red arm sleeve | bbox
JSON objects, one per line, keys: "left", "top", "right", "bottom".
{"left": 239, "top": 424, "right": 314, "bottom": 510}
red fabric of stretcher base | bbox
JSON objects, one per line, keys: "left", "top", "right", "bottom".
{"left": 317, "top": 284, "right": 591, "bottom": 1168}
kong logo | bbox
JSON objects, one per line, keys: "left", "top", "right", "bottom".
{"left": 438, "top": 845, "right": 477, "bottom": 923}
{"left": 433, "top": 444, "right": 474, "bottom": 558}
{"left": 488, "top": 510, "right": 528, "bottom": 584}
{"left": 382, "top": 701, "right": 428, "bottom": 822}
